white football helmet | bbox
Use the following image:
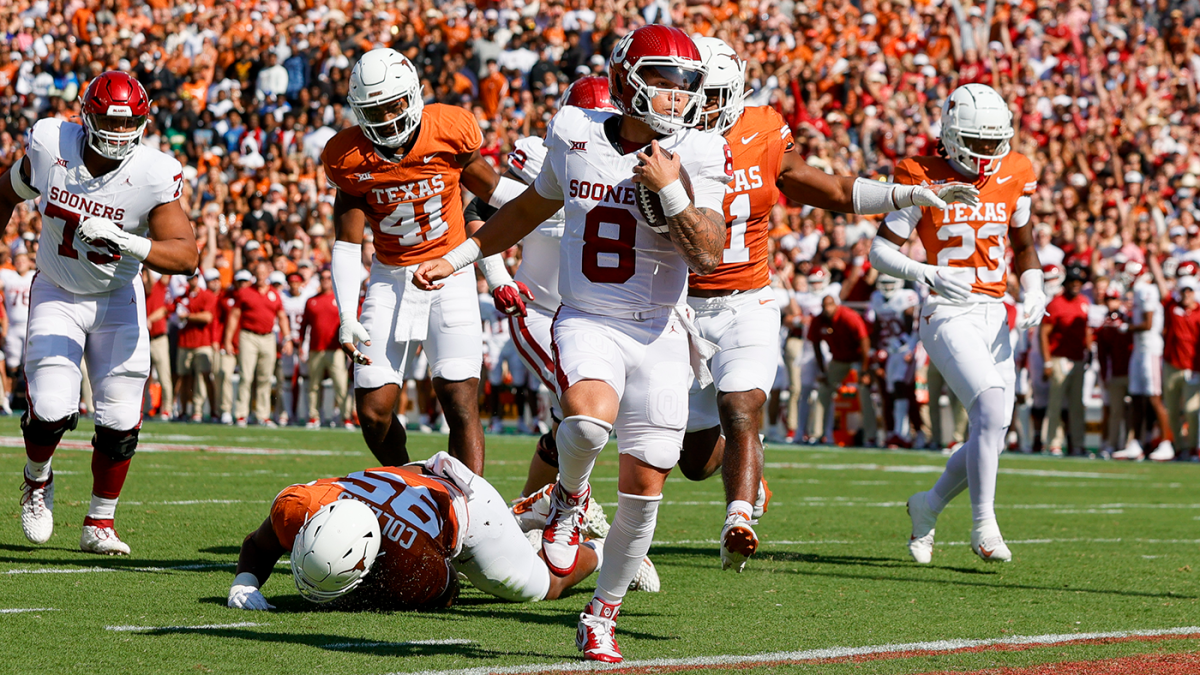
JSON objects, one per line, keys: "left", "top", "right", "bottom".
{"left": 940, "top": 83, "right": 1014, "bottom": 179}
{"left": 290, "top": 499, "right": 381, "bottom": 604}
{"left": 348, "top": 48, "right": 424, "bottom": 149}
{"left": 876, "top": 273, "right": 903, "bottom": 299}
{"left": 694, "top": 37, "right": 745, "bottom": 135}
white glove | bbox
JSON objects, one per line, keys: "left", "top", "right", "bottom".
{"left": 338, "top": 314, "right": 372, "bottom": 365}
{"left": 76, "top": 217, "right": 152, "bottom": 261}
{"left": 894, "top": 183, "right": 980, "bottom": 211}
{"left": 920, "top": 266, "right": 974, "bottom": 303}
{"left": 1017, "top": 268, "right": 1047, "bottom": 330}
{"left": 228, "top": 584, "right": 274, "bottom": 610}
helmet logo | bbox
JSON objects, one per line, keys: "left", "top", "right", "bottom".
{"left": 612, "top": 34, "right": 632, "bottom": 65}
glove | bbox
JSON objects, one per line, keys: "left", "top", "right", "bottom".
{"left": 894, "top": 183, "right": 980, "bottom": 211}
{"left": 338, "top": 314, "right": 372, "bottom": 365}
{"left": 228, "top": 584, "right": 274, "bottom": 610}
{"left": 492, "top": 281, "right": 534, "bottom": 317}
{"left": 920, "top": 266, "right": 973, "bottom": 303}
{"left": 76, "top": 217, "right": 152, "bottom": 261}
{"left": 1017, "top": 269, "right": 1047, "bottom": 330}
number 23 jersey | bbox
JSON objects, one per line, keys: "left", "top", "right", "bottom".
{"left": 24, "top": 119, "right": 183, "bottom": 295}
{"left": 533, "top": 105, "right": 732, "bottom": 315}
{"left": 884, "top": 153, "right": 1036, "bottom": 301}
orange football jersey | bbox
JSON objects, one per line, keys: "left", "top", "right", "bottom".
{"left": 321, "top": 104, "right": 483, "bottom": 267}
{"left": 689, "top": 106, "right": 795, "bottom": 292}
{"left": 270, "top": 466, "right": 462, "bottom": 609}
{"left": 891, "top": 152, "right": 1037, "bottom": 299}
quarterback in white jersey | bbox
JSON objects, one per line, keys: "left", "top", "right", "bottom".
{"left": 416, "top": 26, "right": 731, "bottom": 663}
{"left": 0, "top": 252, "right": 34, "bottom": 373}
{"left": 0, "top": 72, "right": 199, "bottom": 556}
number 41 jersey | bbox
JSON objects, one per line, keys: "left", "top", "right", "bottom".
{"left": 24, "top": 119, "right": 183, "bottom": 295}
{"left": 533, "top": 105, "right": 732, "bottom": 315}
{"left": 884, "top": 152, "right": 1036, "bottom": 302}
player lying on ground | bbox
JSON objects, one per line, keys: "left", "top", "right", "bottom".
{"left": 228, "top": 452, "right": 658, "bottom": 610}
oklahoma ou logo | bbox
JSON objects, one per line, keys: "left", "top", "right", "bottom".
{"left": 611, "top": 33, "right": 633, "bottom": 65}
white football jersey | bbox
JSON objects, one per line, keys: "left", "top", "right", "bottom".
{"left": 508, "top": 136, "right": 565, "bottom": 311}
{"left": 1131, "top": 280, "right": 1164, "bottom": 354}
{"left": 0, "top": 268, "right": 34, "bottom": 325}
{"left": 23, "top": 119, "right": 183, "bottom": 295}
{"left": 281, "top": 289, "right": 312, "bottom": 338}
{"left": 869, "top": 289, "right": 920, "bottom": 353}
{"left": 533, "top": 106, "right": 731, "bottom": 315}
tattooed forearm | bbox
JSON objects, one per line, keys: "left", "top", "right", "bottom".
{"left": 667, "top": 206, "right": 725, "bottom": 275}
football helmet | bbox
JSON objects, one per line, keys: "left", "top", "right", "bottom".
{"left": 694, "top": 37, "right": 746, "bottom": 135}
{"left": 1043, "top": 263, "right": 1064, "bottom": 296}
{"left": 1116, "top": 257, "right": 1145, "bottom": 289}
{"left": 348, "top": 48, "right": 424, "bottom": 149}
{"left": 81, "top": 71, "right": 150, "bottom": 160}
{"left": 940, "top": 83, "right": 1014, "bottom": 180}
{"left": 562, "top": 76, "right": 619, "bottom": 113}
{"left": 1176, "top": 260, "right": 1198, "bottom": 278}
{"left": 807, "top": 267, "right": 829, "bottom": 292}
{"left": 876, "top": 273, "right": 903, "bottom": 299}
{"left": 608, "top": 25, "right": 707, "bottom": 135}
{"left": 290, "top": 499, "right": 381, "bottom": 603}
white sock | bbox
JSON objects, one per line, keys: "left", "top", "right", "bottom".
{"left": 25, "top": 459, "right": 52, "bottom": 482}
{"left": 727, "top": 499, "right": 753, "bottom": 518}
{"left": 87, "top": 494, "right": 118, "bottom": 521}
{"left": 595, "top": 492, "right": 660, "bottom": 604}
{"left": 555, "top": 416, "right": 611, "bottom": 496}
{"left": 966, "top": 388, "right": 1006, "bottom": 524}
{"left": 583, "top": 538, "right": 605, "bottom": 569}
{"left": 928, "top": 441, "right": 969, "bottom": 514}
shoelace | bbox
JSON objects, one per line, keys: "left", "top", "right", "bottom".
{"left": 549, "top": 501, "right": 583, "bottom": 542}
{"left": 20, "top": 482, "right": 46, "bottom": 509}
{"left": 580, "top": 613, "right": 618, "bottom": 652}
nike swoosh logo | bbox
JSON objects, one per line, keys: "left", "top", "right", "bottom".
{"left": 759, "top": 298, "right": 773, "bottom": 305}
{"left": 423, "top": 155, "right": 436, "bottom": 163}
{"left": 995, "top": 175, "right": 1013, "bottom": 184}
{"left": 979, "top": 545, "right": 994, "bottom": 557}
{"left": 741, "top": 133, "right": 759, "bottom": 145}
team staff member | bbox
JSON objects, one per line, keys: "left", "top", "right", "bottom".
{"left": 1040, "top": 267, "right": 1091, "bottom": 455}
{"left": 1095, "top": 288, "right": 1134, "bottom": 455}
{"left": 224, "top": 262, "right": 291, "bottom": 427}
{"left": 301, "top": 270, "right": 351, "bottom": 428}
{"left": 176, "top": 271, "right": 217, "bottom": 422}
{"left": 808, "top": 295, "right": 874, "bottom": 445}
{"left": 144, "top": 270, "right": 173, "bottom": 420}
{"left": 213, "top": 270, "right": 248, "bottom": 425}
{"left": 1161, "top": 275, "right": 1200, "bottom": 460}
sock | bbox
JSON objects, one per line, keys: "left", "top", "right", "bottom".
{"left": 595, "top": 492, "right": 660, "bottom": 604}
{"left": 588, "top": 596, "right": 621, "bottom": 620}
{"left": 966, "top": 388, "right": 1006, "bottom": 524}
{"left": 86, "top": 494, "right": 118, "bottom": 523}
{"left": 582, "top": 538, "right": 605, "bottom": 569}
{"left": 727, "top": 499, "right": 753, "bottom": 519}
{"left": 25, "top": 458, "right": 52, "bottom": 482}
{"left": 555, "top": 416, "right": 611, "bottom": 496}
{"left": 91, "top": 452, "right": 132, "bottom": 500}
{"left": 928, "top": 439, "right": 969, "bottom": 514}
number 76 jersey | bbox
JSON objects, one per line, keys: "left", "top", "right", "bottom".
{"left": 883, "top": 153, "right": 1036, "bottom": 301}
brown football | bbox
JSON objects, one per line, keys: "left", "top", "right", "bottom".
{"left": 635, "top": 152, "right": 693, "bottom": 238}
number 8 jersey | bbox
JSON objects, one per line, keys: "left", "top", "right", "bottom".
{"left": 884, "top": 152, "right": 1037, "bottom": 301}
{"left": 533, "top": 106, "right": 731, "bottom": 315}
{"left": 24, "top": 119, "right": 183, "bottom": 295}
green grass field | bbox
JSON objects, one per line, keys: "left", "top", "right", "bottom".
{"left": 0, "top": 417, "right": 1197, "bottom": 675}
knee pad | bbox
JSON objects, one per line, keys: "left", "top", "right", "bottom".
{"left": 93, "top": 426, "right": 139, "bottom": 462}
{"left": 556, "top": 415, "right": 612, "bottom": 457}
{"left": 21, "top": 410, "right": 78, "bottom": 446}
{"left": 536, "top": 431, "right": 558, "bottom": 468}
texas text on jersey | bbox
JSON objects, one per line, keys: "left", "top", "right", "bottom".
{"left": 25, "top": 118, "right": 183, "bottom": 295}
{"left": 322, "top": 104, "right": 482, "bottom": 268}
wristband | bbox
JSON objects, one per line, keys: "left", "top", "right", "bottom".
{"left": 125, "top": 234, "right": 152, "bottom": 261}
{"left": 443, "top": 238, "right": 482, "bottom": 272}
{"left": 657, "top": 179, "right": 690, "bottom": 218}
{"left": 852, "top": 177, "right": 900, "bottom": 214}
{"left": 476, "top": 254, "right": 513, "bottom": 291}
{"left": 487, "top": 175, "right": 527, "bottom": 208}
{"left": 232, "top": 572, "right": 259, "bottom": 588}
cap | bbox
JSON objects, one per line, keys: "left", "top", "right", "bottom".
{"left": 297, "top": 259, "right": 315, "bottom": 269}
{"left": 203, "top": 269, "right": 221, "bottom": 282}
{"left": 913, "top": 53, "right": 930, "bottom": 66}
{"left": 1171, "top": 225, "right": 1188, "bottom": 237}
{"left": 1064, "top": 266, "right": 1087, "bottom": 283}
{"left": 1124, "top": 170, "right": 1144, "bottom": 184}
{"left": 234, "top": 270, "right": 254, "bottom": 283}
{"left": 1178, "top": 276, "right": 1199, "bottom": 292}
{"left": 1104, "top": 286, "right": 1123, "bottom": 300}
{"left": 244, "top": 240, "right": 262, "bottom": 251}
{"left": 287, "top": 272, "right": 303, "bottom": 283}
{"left": 268, "top": 271, "right": 286, "bottom": 285}
{"left": 1183, "top": 173, "right": 1198, "bottom": 188}
{"left": 309, "top": 224, "right": 326, "bottom": 237}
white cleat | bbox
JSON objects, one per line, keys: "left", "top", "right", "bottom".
{"left": 542, "top": 484, "right": 588, "bottom": 576}
{"left": 80, "top": 520, "right": 131, "bottom": 556}
{"left": 906, "top": 492, "right": 937, "bottom": 564}
{"left": 971, "top": 520, "right": 1012, "bottom": 563}
{"left": 514, "top": 483, "right": 610, "bottom": 540}
{"left": 583, "top": 495, "right": 610, "bottom": 540}
{"left": 1112, "top": 440, "right": 1144, "bottom": 461}
{"left": 720, "top": 511, "right": 759, "bottom": 572}
{"left": 1148, "top": 440, "right": 1175, "bottom": 462}
{"left": 20, "top": 471, "right": 54, "bottom": 544}
{"left": 628, "top": 556, "right": 660, "bottom": 592}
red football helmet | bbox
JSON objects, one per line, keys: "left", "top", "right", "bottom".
{"left": 562, "top": 76, "right": 618, "bottom": 113}
{"left": 607, "top": 25, "right": 706, "bottom": 134}
{"left": 81, "top": 71, "right": 150, "bottom": 160}
{"left": 1177, "top": 260, "right": 1199, "bottom": 278}
{"left": 1041, "top": 263, "right": 1063, "bottom": 282}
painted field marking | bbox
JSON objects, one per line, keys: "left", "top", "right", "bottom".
{"left": 105, "top": 622, "right": 264, "bottom": 632}
{"left": 0, "top": 608, "right": 57, "bottom": 614}
{"left": 389, "top": 626, "right": 1200, "bottom": 675}
{"left": 0, "top": 436, "right": 356, "bottom": 457}
{"left": 763, "top": 462, "right": 1144, "bottom": 479}
{"left": 322, "top": 639, "right": 476, "bottom": 650}
{"left": 6, "top": 563, "right": 231, "bottom": 575}
{"left": 651, "top": 537, "right": 1200, "bottom": 547}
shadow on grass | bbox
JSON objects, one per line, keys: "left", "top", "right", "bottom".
{"left": 198, "top": 545, "right": 240, "bottom": 555}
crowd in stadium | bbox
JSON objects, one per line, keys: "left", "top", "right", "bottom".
{"left": 0, "top": 0, "right": 1198, "bottom": 461}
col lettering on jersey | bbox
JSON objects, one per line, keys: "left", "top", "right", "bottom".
{"left": 886, "top": 153, "right": 1037, "bottom": 300}
{"left": 690, "top": 106, "right": 794, "bottom": 293}
{"left": 322, "top": 104, "right": 482, "bottom": 268}
{"left": 24, "top": 119, "right": 183, "bottom": 295}
{"left": 533, "top": 106, "right": 732, "bottom": 315}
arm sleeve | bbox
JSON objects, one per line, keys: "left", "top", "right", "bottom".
{"left": 331, "top": 241, "right": 363, "bottom": 319}
{"left": 881, "top": 160, "right": 922, "bottom": 239}
{"left": 463, "top": 197, "right": 499, "bottom": 224}
{"left": 1011, "top": 195, "right": 1031, "bottom": 229}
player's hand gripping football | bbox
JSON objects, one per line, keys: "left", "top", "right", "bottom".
{"left": 632, "top": 140, "right": 681, "bottom": 192}
{"left": 228, "top": 583, "right": 274, "bottom": 610}
{"left": 413, "top": 259, "right": 454, "bottom": 291}
{"left": 892, "top": 182, "right": 980, "bottom": 211}
{"left": 339, "top": 315, "right": 372, "bottom": 366}
{"left": 492, "top": 281, "right": 534, "bottom": 317}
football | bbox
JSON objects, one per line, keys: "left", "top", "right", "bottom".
{"left": 635, "top": 152, "right": 693, "bottom": 238}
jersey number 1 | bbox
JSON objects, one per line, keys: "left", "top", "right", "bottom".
{"left": 45, "top": 204, "right": 118, "bottom": 265}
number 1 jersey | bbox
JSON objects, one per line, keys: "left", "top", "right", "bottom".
{"left": 533, "top": 106, "right": 732, "bottom": 315}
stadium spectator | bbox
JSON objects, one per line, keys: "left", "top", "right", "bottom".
{"left": 1095, "top": 288, "right": 1134, "bottom": 456}
{"left": 1159, "top": 274, "right": 1200, "bottom": 460}
{"left": 1041, "top": 267, "right": 1092, "bottom": 456}
{"left": 301, "top": 269, "right": 349, "bottom": 429}
{"left": 144, "top": 270, "right": 173, "bottom": 420}
{"left": 809, "top": 295, "right": 875, "bottom": 446}
{"left": 176, "top": 271, "right": 217, "bottom": 423}
{"left": 223, "top": 262, "right": 290, "bottom": 427}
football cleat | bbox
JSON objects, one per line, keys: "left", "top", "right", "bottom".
{"left": 971, "top": 520, "right": 1012, "bottom": 563}
{"left": 583, "top": 494, "right": 610, "bottom": 540}
{"left": 753, "top": 477, "right": 772, "bottom": 519}
{"left": 576, "top": 599, "right": 622, "bottom": 663}
{"left": 906, "top": 491, "right": 937, "bottom": 564}
{"left": 305, "top": 417, "right": 321, "bottom": 429}
{"left": 1112, "top": 440, "right": 1144, "bottom": 461}
{"left": 511, "top": 483, "right": 554, "bottom": 532}
{"left": 720, "top": 511, "right": 758, "bottom": 573}
{"left": 235, "top": 417, "right": 248, "bottom": 428}
{"left": 1048, "top": 446, "right": 1063, "bottom": 457}
{"left": 542, "top": 483, "right": 589, "bottom": 575}
{"left": 80, "top": 518, "right": 131, "bottom": 555}
{"left": 219, "top": 412, "right": 233, "bottom": 425}
{"left": 629, "top": 556, "right": 660, "bottom": 592}
{"left": 20, "top": 470, "right": 54, "bottom": 544}
{"left": 1148, "top": 440, "right": 1176, "bottom": 462}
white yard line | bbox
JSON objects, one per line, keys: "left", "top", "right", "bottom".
{"left": 105, "top": 622, "right": 264, "bottom": 632}
{"left": 6, "top": 563, "right": 231, "bottom": 575}
{"left": 651, "top": 537, "right": 1200, "bottom": 547}
{"left": 322, "top": 639, "right": 476, "bottom": 650}
{"left": 0, "top": 436, "right": 354, "bottom": 457}
{"left": 0, "top": 608, "right": 57, "bottom": 614}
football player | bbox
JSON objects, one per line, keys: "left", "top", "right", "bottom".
{"left": 415, "top": 25, "right": 732, "bottom": 663}
{"left": 228, "top": 453, "right": 610, "bottom": 611}
{"left": 677, "top": 37, "right": 978, "bottom": 572}
{"left": 0, "top": 252, "right": 34, "bottom": 413}
{"left": 869, "top": 83, "right": 1045, "bottom": 564}
{"left": 869, "top": 274, "right": 921, "bottom": 447}
{"left": 324, "top": 48, "right": 527, "bottom": 473}
{"left": 0, "top": 71, "right": 199, "bottom": 555}
{"left": 1112, "top": 259, "right": 1173, "bottom": 461}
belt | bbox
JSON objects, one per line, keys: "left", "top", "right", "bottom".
{"left": 688, "top": 288, "right": 742, "bottom": 298}
{"left": 241, "top": 329, "right": 273, "bottom": 336}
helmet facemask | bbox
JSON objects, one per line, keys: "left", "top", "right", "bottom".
{"left": 943, "top": 126, "right": 1012, "bottom": 179}
{"left": 352, "top": 90, "right": 422, "bottom": 150}
{"left": 628, "top": 63, "right": 706, "bottom": 135}
{"left": 84, "top": 108, "right": 147, "bottom": 160}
